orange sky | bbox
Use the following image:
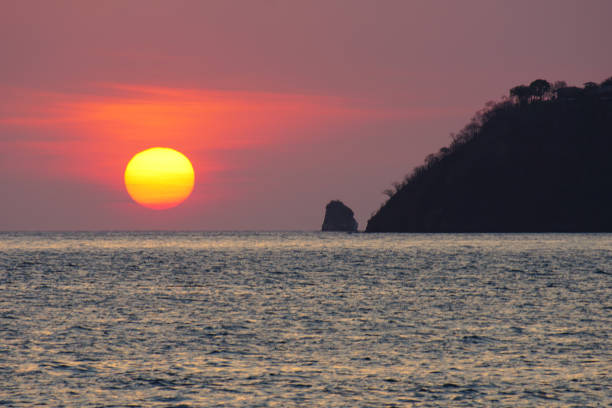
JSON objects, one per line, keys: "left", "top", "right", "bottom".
{"left": 2, "top": 82, "right": 439, "bottom": 229}
{"left": 1, "top": 1, "right": 612, "bottom": 230}
{"left": 2, "top": 84, "right": 371, "bottom": 183}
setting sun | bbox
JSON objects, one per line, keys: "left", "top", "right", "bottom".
{"left": 124, "top": 147, "right": 194, "bottom": 210}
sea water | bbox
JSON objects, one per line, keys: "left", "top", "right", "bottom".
{"left": 0, "top": 232, "right": 610, "bottom": 407}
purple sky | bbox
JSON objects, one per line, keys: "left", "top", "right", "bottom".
{"left": 1, "top": 0, "right": 612, "bottom": 230}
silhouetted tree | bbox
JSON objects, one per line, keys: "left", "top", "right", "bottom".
{"left": 510, "top": 85, "right": 531, "bottom": 105}
{"left": 551, "top": 80, "right": 567, "bottom": 91}
{"left": 529, "top": 79, "right": 551, "bottom": 100}
{"left": 556, "top": 86, "right": 583, "bottom": 100}
{"left": 600, "top": 76, "right": 612, "bottom": 87}
{"left": 584, "top": 82, "right": 599, "bottom": 92}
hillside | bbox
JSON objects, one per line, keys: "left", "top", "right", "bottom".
{"left": 366, "top": 77, "right": 612, "bottom": 232}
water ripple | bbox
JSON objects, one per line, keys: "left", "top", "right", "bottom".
{"left": 0, "top": 232, "right": 610, "bottom": 406}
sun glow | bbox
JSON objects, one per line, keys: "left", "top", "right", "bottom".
{"left": 124, "top": 147, "right": 195, "bottom": 210}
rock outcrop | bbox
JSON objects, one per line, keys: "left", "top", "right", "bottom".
{"left": 322, "top": 200, "right": 358, "bottom": 232}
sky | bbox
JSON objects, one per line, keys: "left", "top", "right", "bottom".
{"left": 1, "top": 0, "right": 612, "bottom": 231}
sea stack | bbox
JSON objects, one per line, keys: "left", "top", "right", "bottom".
{"left": 322, "top": 200, "right": 358, "bottom": 232}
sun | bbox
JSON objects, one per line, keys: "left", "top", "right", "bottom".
{"left": 124, "top": 147, "right": 195, "bottom": 210}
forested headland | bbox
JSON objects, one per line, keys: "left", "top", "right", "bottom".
{"left": 366, "top": 77, "right": 612, "bottom": 232}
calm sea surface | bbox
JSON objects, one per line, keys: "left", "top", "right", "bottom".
{"left": 0, "top": 232, "right": 610, "bottom": 407}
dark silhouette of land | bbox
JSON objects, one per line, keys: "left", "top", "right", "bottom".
{"left": 366, "top": 77, "right": 612, "bottom": 232}
{"left": 322, "top": 200, "right": 358, "bottom": 232}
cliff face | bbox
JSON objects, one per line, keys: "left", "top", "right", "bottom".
{"left": 366, "top": 78, "right": 612, "bottom": 232}
{"left": 322, "top": 200, "right": 358, "bottom": 232}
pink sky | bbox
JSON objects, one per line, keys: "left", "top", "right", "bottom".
{"left": 1, "top": 0, "right": 612, "bottom": 230}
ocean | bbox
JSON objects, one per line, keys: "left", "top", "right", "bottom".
{"left": 0, "top": 232, "right": 610, "bottom": 407}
